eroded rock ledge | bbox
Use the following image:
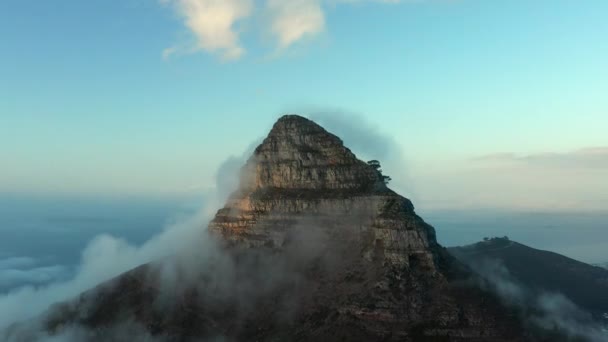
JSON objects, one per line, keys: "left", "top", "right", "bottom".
{"left": 210, "top": 115, "right": 438, "bottom": 268}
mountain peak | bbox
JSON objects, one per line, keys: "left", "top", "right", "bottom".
{"left": 246, "top": 114, "right": 385, "bottom": 192}
{"left": 266, "top": 114, "right": 337, "bottom": 143}
{"left": 211, "top": 115, "right": 433, "bottom": 266}
{"left": 262, "top": 114, "right": 346, "bottom": 158}
{"left": 273, "top": 113, "right": 318, "bottom": 126}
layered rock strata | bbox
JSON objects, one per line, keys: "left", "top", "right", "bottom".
{"left": 210, "top": 115, "right": 438, "bottom": 269}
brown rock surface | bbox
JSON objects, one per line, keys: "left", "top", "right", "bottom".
{"left": 210, "top": 115, "right": 439, "bottom": 268}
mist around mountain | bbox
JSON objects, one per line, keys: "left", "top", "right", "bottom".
{"left": 449, "top": 237, "right": 608, "bottom": 339}
{"left": 1, "top": 116, "right": 606, "bottom": 342}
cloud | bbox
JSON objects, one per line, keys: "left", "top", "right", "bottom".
{"left": 265, "top": 0, "right": 403, "bottom": 51}
{"left": 266, "top": 0, "right": 326, "bottom": 50}
{"left": 470, "top": 258, "right": 607, "bottom": 342}
{"left": 411, "top": 146, "right": 608, "bottom": 211}
{"left": 308, "top": 110, "right": 401, "bottom": 161}
{"left": 162, "top": 0, "right": 254, "bottom": 60}
{"left": 0, "top": 265, "right": 69, "bottom": 290}
{"left": 0, "top": 257, "right": 38, "bottom": 270}
{"left": 0, "top": 257, "right": 71, "bottom": 292}
{"left": 0, "top": 139, "right": 259, "bottom": 332}
{"left": 474, "top": 147, "right": 608, "bottom": 169}
{"left": 0, "top": 164, "right": 362, "bottom": 340}
{"left": 0, "top": 131, "right": 379, "bottom": 340}
{"left": 305, "top": 110, "right": 416, "bottom": 197}
{"left": 0, "top": 209, "right": 211, "bottom": 331}
{"left": 163, "top": 0, "right": 403, "bottom": 60}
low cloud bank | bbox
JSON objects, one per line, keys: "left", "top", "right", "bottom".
{"left": 0, "top": 262, "right": 70, "bottom": 292}
{"left": 1, "top": 215, "right": 356, "bottom": 341}
{"left": 0, "top": 207, "right": 210, "bottom": 332}
{"left": 0, "top": 140, "right": 344, "bottom": 341}
{"left": 0, "top": 148, "right": 248, "bottom": 337}
{"left": 471, "top": 258, "right": 607, "bottom": 341}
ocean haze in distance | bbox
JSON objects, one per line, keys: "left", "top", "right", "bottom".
{"left": 1, "top": 193, "right": 606, "bottom": 296}
{"left": 0, "top": 193, "right": 201, "bottom": 293}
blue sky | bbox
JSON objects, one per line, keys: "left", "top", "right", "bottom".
{"left": 1, "top": 0, "right": 607, "bottom": 210}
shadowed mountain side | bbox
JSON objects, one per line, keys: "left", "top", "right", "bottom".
{"left": 13, "top": 246, "right": 523, "bottom": 341}
{"left": 449, "top": 238, "right": 608, "bottom": 319}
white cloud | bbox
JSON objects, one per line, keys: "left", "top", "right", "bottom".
{"left": 266, "top": 0, "right": 326, "bottom": 49}
{"left": 163, "top": 0, "right": 403, "bottom": 60}
{"left": 0, "top": 257, "right": 71, "bottom": 291}
{"left": 0, "top": 265, "right": 69, "bottom": 289}
{"left": 163, "top": 0, "right": 254, "bottom": 60}
{"left": 331, "top": 0, "right": 402, "bottom": 3}
{"left": 264, "top": 0, "right": 403, "bottom": 50}
{"left": 0, "top": 209, "right": 211, "bottom": 330}
{"left": 474, "top": 147, "right": 608, "bottom": 169}
{"left": 411, "top": 146, "right": 608, "bottom": 211}
{"left": 0, "top": 152, "right": 246, "bottom": 330}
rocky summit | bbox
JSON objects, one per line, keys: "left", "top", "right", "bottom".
{"left": 210, "top": 115, "right": 438, "bottom": 268}
{"left": 204, "top": 115, "right": 523, "bottom": 340}
{"left": 7, "top": 115, "right": 533, "bottom": 341}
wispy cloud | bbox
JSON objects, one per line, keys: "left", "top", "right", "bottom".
{"left": 0, "top": 256, "right": 70, "bottom": 292}
{"left": 469, "top": 258, "right": 606, "bottom": 342}
{"left": 162, "top": 0, "right": 254, "bottom": 61}
{"left": 163, "top": 0, "right": 403, "bottom": 60}
{"left": 266, "top": 0, "right": 326, "bottom": 50}
{"left": 0, "top": 257, "right": 37, "bottom": 270}
{"left": 474, "top": 147, "right": 608, "bottom": 169}
{"left": 411, "top": 147, "right": 608, "bottom": 211}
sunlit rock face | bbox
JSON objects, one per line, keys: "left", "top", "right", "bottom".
{"left": 209, "top": 115, "right": 438, "bottom": 268}
{"left": 203, "top": 115, "right": 523, "bottom": 340}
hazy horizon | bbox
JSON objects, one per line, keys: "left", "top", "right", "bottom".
{"left": 1, "top": 192, "right": 606, "bottom": 284}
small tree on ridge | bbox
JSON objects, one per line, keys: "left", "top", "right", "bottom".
{"left": 367, "top": 160, "right": 391, "bottom": 185}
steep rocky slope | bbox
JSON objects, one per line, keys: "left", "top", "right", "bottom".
{"left": 204, "top": 115, "right": 525, "bottom": 339}
{"left": 209, "top": 115, "right": 439, "bottom": 268}
{"left": 5, "top": 115, "right": 536, "bottom": 341}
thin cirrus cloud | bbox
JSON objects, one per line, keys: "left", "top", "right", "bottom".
{"left": 473, "top": 147, "right": 608, "bottom": 169}
{"left": 455, "top": 147, "right": 608, "bottom": 211}
{"left": 162, "top": 0, "right": 402, "bottom": 60}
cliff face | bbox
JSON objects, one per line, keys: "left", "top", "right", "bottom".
{"left": 10, "top": 115, "right": 529, "bottom": 341}
{"left": 202, "top": 115, "right": 522, "bottom": 340}
{"left": 210, "top": 115, "right": 438, "bottom": 268}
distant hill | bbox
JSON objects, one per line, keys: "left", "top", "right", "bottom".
{"left": 449, "top": 238, "right": 608, "bottom": 319}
